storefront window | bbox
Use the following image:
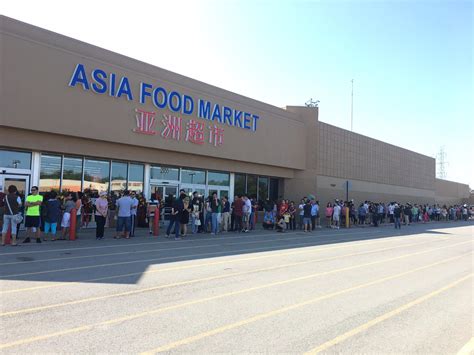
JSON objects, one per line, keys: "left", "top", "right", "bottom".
{"left": 0, "top": 149, "right": 31, "bottom": 169}
{"left": 128, "top": 163, "right": 144, "bottom": 192}
{"left": 150, "top": 165, "right": 179, "bottom": 181}
{"left": 62, "top": 157, "right": 83, "bottom": 192}
{"left": 269, "top": 178, "right": 279, "bottom": 201}
{"left": 83, "top": 159, "right": 110, "bottom": 194}
{"left": 111, "top": 161, "right": 128, "bottom": 193}
{"left": 181, "top": 169, "right": 206, "bottom": 184}
{"left": 234, "top": 173, "right": 246, "bottom": 197}
{"left": 207, "top": 171, "right": 230, "bottom": 186}
{"left": 258, "top": 177, "right": 269, "bottom": 202}
{"left": 246, "top": 175, "right": 257, "bottom": 198}
{"left": 39, "top": 155, "right": 61, "bottom": 192}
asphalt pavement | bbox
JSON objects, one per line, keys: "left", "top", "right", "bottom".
{"left": 0, "top": 221, "right": 472, "bottom": 354}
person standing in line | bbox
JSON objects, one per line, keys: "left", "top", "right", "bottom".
{"left": 147, "top": 193, "right": 159, "bottom": 235}
{"left": 190, "top": 192, "right": 202, "bottom": 234}
{"left": 115, "top": 190, "right": 133, "bottom": 239}
{"left": 325, "top": 203, "right": 333, "bottom": 228}
{"left": 394, "top": 203, "right": 402, "bottom": 229}
{"left": 60, "top": 193, "right": 75, "bottom": 240}
{"left": 288, "top": 201, "right": 296, "bottom": 230}
{"left": 129, "top": 191, "right": 139, "bottom": 237}
{"left": 298, "top": 199, "right": 305, "bottom": 230}
{"left": 221, "top": 196, "right": 231, "bottom": 232}
{"left": 75, "top": 192, "right": 83, "bottom": 233}
{"left": 310, "top": 200, "right": 318, "bottom": 231}
{"left": 303, "top": 199, "right": 312, "bottom": 232}
{"left": 210, "top": 192, "right": 222, "bottom": 235}
{"left": 166, "top": 193, "right": 184, "bottom": 240}
{"left": 23, "top": 186, "right": 43, "bottom": 244}
{"left": 180, "top": 194, "right": 191, "bottom": 237}
{"left": 95, "top": 191, "right": 108, "bottom": 240}
{"left": 242, "top": 195, "right": 252, "bottom": 233}
{"left": 233, "top": 195, "right": 243, "bottom": 233}
{"left": 43, "top": 191, "right": 61, "bottom": 241}
{"left": 332, "top": 202, "right": 341, "bottom": 229}
{"left": 1, "top": 185, "right": 22, "bottom": 246}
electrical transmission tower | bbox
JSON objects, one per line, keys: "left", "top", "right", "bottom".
{"left": 436, "top": 146, "right": 448, "bottom": 179}
{"left": 305, "top": 98, "right": 320, "bottom": 108}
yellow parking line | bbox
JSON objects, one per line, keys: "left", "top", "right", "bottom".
{"left": 0, "top": 230, "right": 383, "bottom": 278}
{"left": 1, "top": 230, "right": 432, "bottom": 294}
{"left": 139, "top": 252, "right": 472, "bottom": 354}
{"left": 0, "top": 243, "right": 470, "bottom": 350}
{"left": 0, "top": 229, "right": 379, "bottom": 257}
{"left": 0, "top": 238, "right": 434, "bottom": 317}
{"left": 304, "top": 274, "right": 473, "bottom": 354}
{"left": 457, "top": 337, "right": 474, "bottom": 355}
{"left": 0, "top": 229, "right": 357, "bottom": 266}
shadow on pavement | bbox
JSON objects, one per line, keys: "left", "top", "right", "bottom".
{"left": 0, "top": 221, "right": 471, "bottom": 286}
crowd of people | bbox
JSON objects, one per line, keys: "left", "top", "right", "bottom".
{"left": 0, "top": 184, "right": 472, "bottom": 246}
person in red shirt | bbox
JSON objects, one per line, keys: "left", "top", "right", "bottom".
{"left": 233, "top": 195, "right": 244, "bottom": 233}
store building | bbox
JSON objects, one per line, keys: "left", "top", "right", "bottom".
{"left": 0, "top": 16, "right": 470, "bottom": 207}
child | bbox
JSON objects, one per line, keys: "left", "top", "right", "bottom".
{"left": 276, "top": 215, "right": 286, "bottom": 232}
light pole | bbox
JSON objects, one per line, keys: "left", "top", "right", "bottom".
{"left": 350, "top": 79, "right": 354, "bottom": 131}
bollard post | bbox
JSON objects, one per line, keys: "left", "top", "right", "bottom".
{"left": 345, "top": 206, "right": 350, "bottom": 228}
{"left": 69, "top": 208, "right": 77, "bottom": 241}
{"left": 153, "top": 207, "right": 160, "bottom": 236}
{"left": 5, "top": 225, "right": 11, "bottom": 245}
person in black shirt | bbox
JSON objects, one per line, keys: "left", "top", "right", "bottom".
{"left": 394, "top": 203, "right": 402, "bottom": 229}
{"left": 166, "top": 194, "right": 184, "bottom": 240}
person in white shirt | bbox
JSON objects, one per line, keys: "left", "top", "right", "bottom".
{"left": 130, "top": 191, "right": 139, "bottom": 237}
{"left": 242, "top": 195, "right": 252, "bottom": 232}
{"left": 332, "top": 203, "right": 341, "bottom": 229}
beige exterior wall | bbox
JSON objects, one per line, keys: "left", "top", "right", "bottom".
{"left": 435, "top": 179, "right": 470, "bottom": 205}
{"left": 316, "top": 175, "right": 435, "bottom": 207}
{"left": 317, "top": 122, "right": 436, "bottom": 190}
{"left": 0, "top": 16, "right": 305, "bottom": 174}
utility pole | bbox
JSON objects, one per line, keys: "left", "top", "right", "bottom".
{"left": 350, "top": 79, "right": 354, "bottom": 131}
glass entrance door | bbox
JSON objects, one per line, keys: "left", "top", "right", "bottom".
{"left": 1, "top": 175, "right": 30, "bottom": 196}
{"left": 1, "top": 174, "right": 30, "bottom": 228}
{"left": 149, "top": 184, "right": 178, "bottom": 221}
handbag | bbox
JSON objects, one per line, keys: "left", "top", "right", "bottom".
{"left": 5, "top": 195, "right": 23, "bottom": 225}
{"left": 194, "top": 219, "right": 201, "bottom": 226}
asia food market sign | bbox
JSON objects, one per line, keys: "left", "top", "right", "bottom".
{"left": 68, "top": 64, "right": 261, "bottom": 147}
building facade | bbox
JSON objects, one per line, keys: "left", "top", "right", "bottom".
{"left": 0, "top": 16, "right": 470, "bottom": 206}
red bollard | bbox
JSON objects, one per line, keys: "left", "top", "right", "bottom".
{"left": 5, "top": 225, "right": 11, "bottom": 245}
{"left": 153, "top": 207, "right": 160, "bottom": 236}
{"left": 69, "top": 208, "right": 77, "bottom": 241}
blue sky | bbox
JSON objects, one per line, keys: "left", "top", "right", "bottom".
{"left": 4, "top": 0, "right": 473, "bottom": 187}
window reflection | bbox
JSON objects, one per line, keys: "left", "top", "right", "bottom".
{"left": 84, "top": 159, "right": 110, "bottom": 193}
{"left": 62, "top": 157, "right": 83, "bottom": 192}
{"left": 39, "top": 155, "right": 61, "bottom": 192}
{"left": 128, "top": 164, "right": 144, "bottom": 192}
{"left": 0, "top": 150, "right": 31, "bottom": 169}
{"left": 111, "top": 161, "right": 127, "bottom": 193}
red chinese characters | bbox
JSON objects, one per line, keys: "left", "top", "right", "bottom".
{"left": 208, "top": 125, "right": 224, "bottom": 147}
{"left": 133, "top": 110, "right": 224, "bottom": 147}
{"left": 185, "top": 119, "right": 205, "bottom": 145}
{"left": 133, "top": 109, "right": 157, "bottom": 135}
{"left": 161, "top": 114, "right": 182, "bottom": 140}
